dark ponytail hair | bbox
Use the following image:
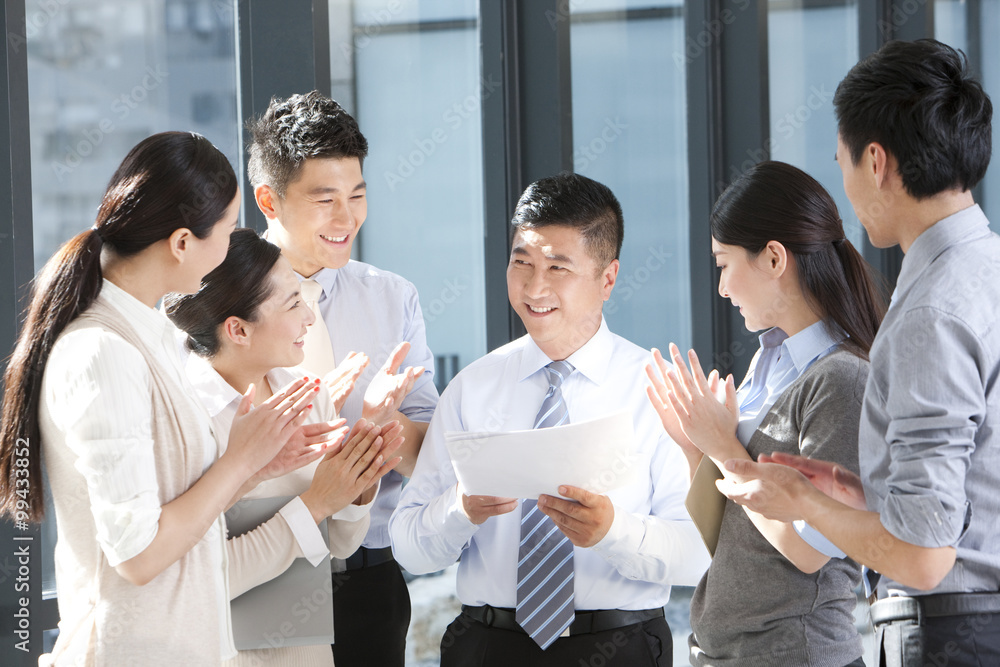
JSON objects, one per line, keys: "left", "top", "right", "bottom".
{"left": 711, "top": 161, "right": 887, "bottom": 358}
{"left": 164, "top": 228, "right": 282, "bottom": 357}
{"left": 0, "top": 131, "right": 237, "bottom": 522}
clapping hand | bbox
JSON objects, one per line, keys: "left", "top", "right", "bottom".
{"left": 299, "top": 418, "right": 404, "bottom": 521}
{"left": 325, "top": 352, "right": 369, "bottom": 415}
{"left": 658, "top": 343, "right": 740, "bottom": 461}
{"left": 254, "top": 418, "right": 348, "bottom": 483}
{"left": 226, "top": 377, "right": 320, "bottom": 476}
{"left": 362, "top": 342, "right": 425, "bottom": 426}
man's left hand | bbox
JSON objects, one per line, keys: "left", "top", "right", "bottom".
{"left": 538, "top": 485, "right": 614, "bottom": 547}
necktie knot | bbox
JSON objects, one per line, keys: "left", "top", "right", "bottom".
{"left": 300, "top": 278, "right": 323, "bottom": 304}
{"left": 544, "top": 360, "right": 574, "bottom": 392}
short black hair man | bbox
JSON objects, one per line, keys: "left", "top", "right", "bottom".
{"left": 390, "top": 172, "right": 709, "bottom": 666}
{"left": 721, "top": 40, "right": 1000, "bottom": 666}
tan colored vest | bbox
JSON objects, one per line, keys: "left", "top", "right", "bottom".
{"left": 41, "top": 296, "right": 225, "bottom": 666}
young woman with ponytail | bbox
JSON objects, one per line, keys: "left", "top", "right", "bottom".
{"left": 646, "top": 161, "right": 886, "bottom": 667}
{"left": 0, "top": 132, "right": 324, "bottom": 666}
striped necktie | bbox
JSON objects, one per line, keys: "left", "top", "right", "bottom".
{"left": 516, "top": 360, "right": 575, "bottom": 649}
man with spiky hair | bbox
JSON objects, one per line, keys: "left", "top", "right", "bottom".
{"left": 246, "top": 91, "right": 439, "bottom": 667}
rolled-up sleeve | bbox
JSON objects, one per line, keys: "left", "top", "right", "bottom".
{"left": 880, "top": 308, "right": 984, "bottom": 548}
{"left": 48, "top": 329, "right": 161, "bottom": 567}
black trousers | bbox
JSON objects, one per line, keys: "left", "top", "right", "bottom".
{"left": 331, "top": 560, "right": 411, "bottom": 667}
{"left": 876, "top": 611, "right": 1000, "bottom": 666}
{"left": 439, "top": 613, "right": 672, "bottom": 667}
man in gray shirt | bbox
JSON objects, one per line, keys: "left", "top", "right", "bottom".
{"left": 718, "top": 39, "right": 999, "bottom": 666}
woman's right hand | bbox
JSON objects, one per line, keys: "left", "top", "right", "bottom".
{"left": 645, "top": 348, "right": 702, "bottom": 457}
{"left": 299, "top": 418, "right": 404, "bottom": 522}
{"left": 224, "top": 377, "right": 320, "bottom": 478}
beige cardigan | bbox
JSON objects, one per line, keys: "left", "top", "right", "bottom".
{"left": 40, "top": 296, "right": 230, "bottom": 666}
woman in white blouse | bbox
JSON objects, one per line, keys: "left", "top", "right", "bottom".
{"left": 0, "top": 132, "right": 326, "bottom": 666}
{"left": 165, "top": 228, "right": 403, "bottom": 667}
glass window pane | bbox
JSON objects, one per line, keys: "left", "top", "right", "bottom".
{"left": 983, "top": 0, "right": 1000, "bottom": 231}
{"left": 27, "top": 0, "right": 241, "bottom": 272}
{"left": 768, "top": 0, "right": 861, "bottom": 245}
{"left": 570, "top": 2, "right": 691, "bottom": 357}
{"left": 570, "top": 5, "right": 691, "bottom": 665}
{"left": 333, "top": 0, "right": 485, "bottom": 391}
{"left": 26, "top": 0, "right": 240, "bottom": 599}
{"left": 938, "top": 0, "right": 999, "bottom": 233}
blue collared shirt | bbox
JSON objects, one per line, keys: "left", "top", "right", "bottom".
{"left": 736, "top": 321, "right": 846, "bottom": 445}
{"left": 303, "top": 259, "right": 440, "bottom": 548}
{"left": 735, "top": 321, "right": 848, "bottom": 557}
{"left": 860, "top": 204, "right": 1000, "bottom": 596}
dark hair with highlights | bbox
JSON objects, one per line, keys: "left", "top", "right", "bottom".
{"left": 246, "top": 91, "right": 369, "bottom": 197}
{"left": 834, "top": 39, "right": 992, "bottom": 199}
{"left": 711, "top": 161, "right": 886, "bottom": 358}
{"left": 511, "top": 172, "right": 624, "bottom": 269}
{"left": 165, "top": 229, "right": 283, "bottom": 357}
{"left": 0, "top": 131, "right": 237, "bottom": 522}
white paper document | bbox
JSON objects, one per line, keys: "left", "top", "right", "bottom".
{"left": 444, "top": 411, "right": 637, "bottom": 500}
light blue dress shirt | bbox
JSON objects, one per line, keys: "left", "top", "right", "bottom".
{"left": 389, "top": 320, "right": 710, "bottom": 610}
{"left": 735, "top": 320, "right": 848, "bottom": 558}
{"left": 303, "top": 259, "right": 440, "bottom": 548}
{"left": 859, "top": 204, "right": 1000, "bottom": 597}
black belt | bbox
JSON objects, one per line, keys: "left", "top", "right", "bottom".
{"left": 344, "top": 546, "right": 395, "bottom": 571}
{"left": 460, "top": 604, "right": 664, "bottom": 636}
{"left": 870, "top": 592, "right": 1000, "bottom": 626}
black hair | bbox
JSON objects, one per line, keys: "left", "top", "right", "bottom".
{"left": 1, "top": 131, "right": 237, "bottom": 522}
{"left": 246, "top": 91, "right": 369, "bottom": 197}
{"left": 164, "top": 229, "right": 283, "bottom": 357}
{"left": 834, "top": 39, "right": 992, "bottom": 199}
{"left": 510, "top": 172, "right": 624, "bottom": 269}
{"left": 711, "top": 161, "right": 886, "bottom": 358}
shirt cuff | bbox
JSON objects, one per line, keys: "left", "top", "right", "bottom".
{"left": 329, "top": 480, "right": 380, "bottom": 523}
{"left": 446, "top": 484, "right": 480, "bottom": 539}
{"left": 590, "top": 504, "right": 640, "bottom": 558}
{"left": 278, "top": 497, "right": 329, "bottom": 567}
{"left": 793, "top": 520, "right": 847, "bottom": 559}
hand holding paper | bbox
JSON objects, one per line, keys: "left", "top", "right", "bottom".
{"left": 445, "top": 411, "right": 636, "bottom": 500}
{"left": 538, "top": 485, "right": 614, "bottom": 547}
{"left": 460, "top": 490, "right": 518, "bottom": 525}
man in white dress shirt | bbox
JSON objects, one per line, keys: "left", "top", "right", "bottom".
{"left": 246, "top": 91, "right": 439, "bottom": 667}
{"left": 390, "top": 173, "right": 709, "bottom": 666}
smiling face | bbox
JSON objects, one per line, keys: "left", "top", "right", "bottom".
{"left": 262, "top": 157, "right": 367, "bottom": 276}
{"left": 712, "top": 238, "right": 783, "bottom": 332}
{"left": 507, "top": 225, "right": 618, "bottom": 361}
{"left": 240, "top": 256, "right": 316, "bottom": 370}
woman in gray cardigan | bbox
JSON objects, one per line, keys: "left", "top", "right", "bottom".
{"left": 647, "top": 161, "right": 886, "bottom": 667}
